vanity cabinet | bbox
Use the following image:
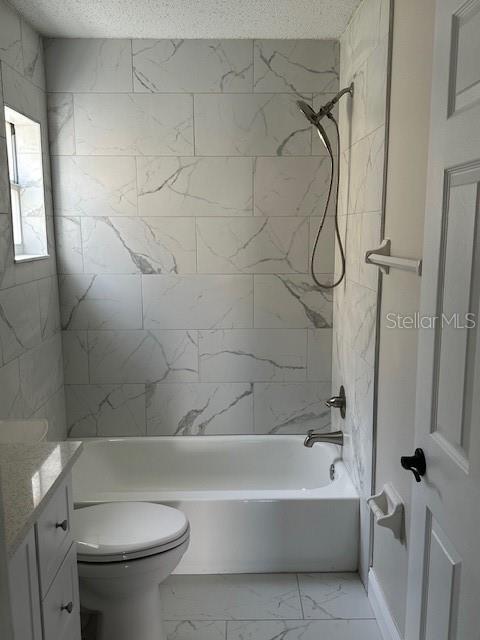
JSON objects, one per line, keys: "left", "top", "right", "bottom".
{"left": 8, "top": 476, "right": 81, "bottom": 640}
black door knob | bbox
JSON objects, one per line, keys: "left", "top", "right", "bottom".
{"left": 401, "top": 448, "right": 426, "bottom": 482}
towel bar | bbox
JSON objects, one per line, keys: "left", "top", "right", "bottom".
{"left": 365, "top": 239, "right": 422, "bottom": 275}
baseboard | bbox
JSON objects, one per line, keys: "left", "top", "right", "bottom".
{"left": 368, "top": 569, "right": 403, "bottom": 640}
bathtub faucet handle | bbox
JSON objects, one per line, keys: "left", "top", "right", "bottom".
{"left": 325, "top": 385, "right": 346, "bottom": 419}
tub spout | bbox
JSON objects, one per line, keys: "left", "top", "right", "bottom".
{"left": 304, "top": 430, "right": 344, "bottom": 448}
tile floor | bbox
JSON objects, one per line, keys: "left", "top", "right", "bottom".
{"left": 160, "top": 573, "right": 382, "bottom": 640}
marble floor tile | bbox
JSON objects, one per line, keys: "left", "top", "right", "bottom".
{"left": 227, "top": 619, "right": 381, "bottom": 640}
{"left": 298, "top": 573, "right": 375, "bottom": 620}
{"left": 161, "top": 574, "right": 302, "bottom": 621}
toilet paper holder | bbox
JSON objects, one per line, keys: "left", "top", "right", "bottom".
{"left": 367, "top": 483, "right": 404, "bottom": 540}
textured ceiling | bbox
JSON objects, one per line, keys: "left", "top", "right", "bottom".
{"left": 8, "top": 0, "right": 362, "bottom": 39}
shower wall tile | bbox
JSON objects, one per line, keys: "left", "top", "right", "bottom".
{"left": 307, "top": 329, "right": 333, "bottom": 382}
{"left": 132, "top": 39, "right": 253, "bottom": 93}
{"left": 45, "top": 36, "right": 339, "bottom": 438}
{"left": 38, "top": 276, "right": 61, "bottom": 340}
{"left": 19, "top": 333, "right": 63, "bottom": 415}
{"left": 2, "top": 62, "right": 46, "bottom": 123}
{"left": 142, "top": 274, "right": 253, "bottom": 330}
{"left": 335, "top": 0, "right": 390, "bottom": 584}
{"left": 47, "top": 93, "right": 75, "bottom": 155}
{"left": 0, "top": 359, "right": 26, "bottom": 417}
{"left": 60, "top": 274, "right": 142, "bottom": 330}
{"left": 33, "top": 386, "right": 67, "bottom": 441}
{"left": 88, "top": 329, "right": 198, "bottom": 384}
{"left": 0, "top": 282, "right": 41, "bottom": 364}
{"left": 146, "top": 382, "right": 254, "bottom": 435}
{"left": 253, "top": 40, "right": 339, "bottom": 96}
{"left": 198, "top": 329, "right": 307, "bottom": 382}
{"left": 66, "top": 383, "right": 146, "bottom": 437}
{"left": 341, "top": 0, "right": 390, "bottom": 75}
{"left": 253, "top": 275, "right": 333, "bottom": 329}
{"left": 0, "top": 5, "right": 66, "bottom": 435}
{"left": 254, "top": 156, "right": 332, "bottom": 217}
{"left": 21, "top": 19, "right": 45, "bottom": 89}
{"left": 74, "top": 93, "right": 194, "bottom": 155}
{"left": 194, "top": 94, "right": 311, "bottom": 156}
{"left": 347, "top": 126, "right": 385, "bottom": 214}
{"left": 196, "top": 217, "right": 308, "bottom": 274}
{"left": 45, "top": 39, "right": 132, "bottom": 93}
{"left": 253, "top": 382, "right": 331, "bottom": 434}
{"left": 136, "top": 157, "right": 253, "bottom": 217}
{"left": 54, "top": 216, "right": 84, "bottom": 274}
{"left": 0, "top": 1, "right": 23, "bottom": 74}
{"left": 309, "top": 216, "right": 335, "bottom": 273}
{"left": 81, "top": 216, "right": 196, "bottom": 275}
{"left": 62, "top": 331, "right": 89, "bottom": 384}
{"left": 52, "top": 156, "right": 138, "bottom": 217}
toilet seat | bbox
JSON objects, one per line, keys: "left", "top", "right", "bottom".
{"left": 73, "top": 502, "right": 189, "bottom": 563}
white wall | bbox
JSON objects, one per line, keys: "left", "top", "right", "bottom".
{"left": 0, "top": 0, "right": 66, "bottom": 440}
{"left": 372, "top": 0, "right": 436, "bottom": 635}
{"left": 45, "top": 39, "right": 338, "bottom": 438}
{"left": 335, "top": 0, "right": 391, "bottom": 584}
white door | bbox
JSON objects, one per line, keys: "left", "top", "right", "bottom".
{"left": 405, "top": 1, "right": 480, "bottom": 639}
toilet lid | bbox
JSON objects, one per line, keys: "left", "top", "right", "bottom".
{"left": 73, "top": 502, "right": 189, "bottom": 562}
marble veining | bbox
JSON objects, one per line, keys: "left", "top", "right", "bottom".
{"left": 137, "top": 157, "right": 253, "bottom": 217}
{"left": 254, "top": 275, "right": 333, "bottom": 329}
{"left": 146, "top": 382, "right": 253, "bottom": 436}
{"left": 45, "top": 36, "right": 339, "bottom": 437}
{"left": 254, "top": 40, "right": 339, "bottom": 96}
{"left": 66, "top": 384, "right": 146, "bottom": 437}
{"left": 132, "top": 39, "right": 253, "bottom": 93}
{"left": 197, "top": 217, "right": 308, "bottom": 274}
{"left": 333, "top": 0, "right": 390, "bottom": 584}
{"left": 253, "top": 383, "right": 331, "bottom": 434}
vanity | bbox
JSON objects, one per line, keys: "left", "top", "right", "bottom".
{"left": 0, "top": 440, "right": 83, "bottom": 640}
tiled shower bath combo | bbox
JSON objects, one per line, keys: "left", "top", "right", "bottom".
{"left": 47, "top": 39, "right": 339, "bottom": 438}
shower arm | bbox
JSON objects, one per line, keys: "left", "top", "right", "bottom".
{"left": 316, "top": 83, "right": 354, "bottom": 121}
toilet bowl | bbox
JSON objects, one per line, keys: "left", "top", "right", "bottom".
{"left": 73, "top": 502, "right": 190, "bottom": 640}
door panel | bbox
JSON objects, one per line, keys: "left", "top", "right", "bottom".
{"left": 405, "top": 1, "right": 480, "bottom": 638}
{"left": 422, "top": 511, "right": 461, "bottom": 640}
{"left": 450, "top": 0, "right": 480, "bottom": 114}
{"left": 434, "top": 163, "right": 480, "bottom": 464}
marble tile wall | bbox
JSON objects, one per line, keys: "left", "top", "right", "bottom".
{"left": 45, "top": 38, "right": 338, "bottom": 438}
{"left": 0, "top": 0, "right": 66, "bottom": 440}
{"left": 334, "top": 0, "right": 390, "bottom": 584}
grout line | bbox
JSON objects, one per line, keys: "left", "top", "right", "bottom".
{"left": 296, "top": 574, "right": 306, "bottom": 619}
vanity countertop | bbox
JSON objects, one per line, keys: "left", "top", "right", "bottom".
{"left": 0, "top": 441, "right": 83, "bottom": 557}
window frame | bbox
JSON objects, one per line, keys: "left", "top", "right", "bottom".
{"left": 4, "top": 105, "right": 49, "bottom": 263}
{"left": 5, "top": 121, "right": 25, "bottom": 255}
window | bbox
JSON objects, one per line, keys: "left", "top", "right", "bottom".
{"left": 4, "top": 106, "right": 48, "bottom": 262}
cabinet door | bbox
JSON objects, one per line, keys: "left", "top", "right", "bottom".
{"left": 42, "top": 543, "right": 81, "bottom": 640}
{"left": 8, "top": 529, "right": 42, "bottom": 640}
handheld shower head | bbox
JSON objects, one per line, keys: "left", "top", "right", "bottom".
{"left": 295, "top": 83, "right": 354, "bottom": 290}
{"left": 296, "top": 101, "right": 318, "bottom": 126}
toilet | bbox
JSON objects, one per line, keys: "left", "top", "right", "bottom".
{"left": 73, "top": 502, "right": 190, "bottom": 640}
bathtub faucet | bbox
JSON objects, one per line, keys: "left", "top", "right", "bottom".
{"left": 304, "top": 430, "right": 344, "bottom": 448}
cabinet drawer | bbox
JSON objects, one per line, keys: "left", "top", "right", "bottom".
{"left": 36, "top": 478, "right": 73, "bottom": 597}
{"left": 42, "top": 543, "right": 81, "bottom": 640}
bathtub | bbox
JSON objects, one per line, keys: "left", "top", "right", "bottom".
{"left": 72, "top": 435, "right": 359, "bottom": 574}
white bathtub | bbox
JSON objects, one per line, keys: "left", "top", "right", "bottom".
{"left": 72, "top": 436, "right": 359, "bottom": 573}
